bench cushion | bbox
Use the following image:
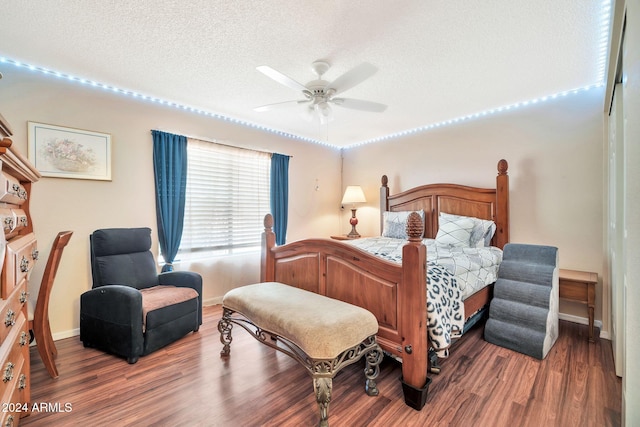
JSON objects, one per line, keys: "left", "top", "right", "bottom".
{"left": 222, "top": 282, "right": 379, "bottom": 359}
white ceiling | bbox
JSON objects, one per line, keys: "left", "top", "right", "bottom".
{"left": 0, "top": 1, "right": 610, "bottom": 148}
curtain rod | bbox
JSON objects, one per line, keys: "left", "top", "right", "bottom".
{"left": 151, "top": 129, "right": 292, "bottom": 158}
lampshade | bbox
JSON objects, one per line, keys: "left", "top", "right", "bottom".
{"left": 341, "top": 186, "right": 366, "bottom": 204}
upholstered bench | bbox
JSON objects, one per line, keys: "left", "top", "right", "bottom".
{"left": 218, "top": 282, "right": 383, "bottom": 427}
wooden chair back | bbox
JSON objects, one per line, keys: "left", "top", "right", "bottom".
{"left": 32, "top": 230, "right": 73, "bottom": 378}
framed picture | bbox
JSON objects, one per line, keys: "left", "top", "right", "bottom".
{"left": 28, "top": 122, "right": 112, "bottom": 181}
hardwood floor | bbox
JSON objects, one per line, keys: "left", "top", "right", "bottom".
{"left": 23, "top": 305, "right": 621, "bottom": 426}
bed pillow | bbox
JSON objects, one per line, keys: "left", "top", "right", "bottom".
{"left": 382, "top": 210, "right": 425, "bottom": 239}
{"left": 439, "top": 212, "right": 496, "bottom": 247}
{"left": 435, "top": 215, "right": 474, "bottom": 247}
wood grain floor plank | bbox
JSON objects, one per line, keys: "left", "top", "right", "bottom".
{"left": 22, "top": 305, "right": 621, "bottom": 426}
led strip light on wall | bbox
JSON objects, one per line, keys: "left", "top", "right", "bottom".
{"left": 0, "top": 56, "right": 330, "bottom": 147}
{"left": 345, "top": 83, "right": 605, "bottom": 149}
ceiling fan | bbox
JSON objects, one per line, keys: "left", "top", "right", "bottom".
{"left": 254, "top": 60, "right": 387, "bottom": 122}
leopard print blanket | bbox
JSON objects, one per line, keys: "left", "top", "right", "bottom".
{"left": 347, "top": 237, "right": 502, "bottom": 357}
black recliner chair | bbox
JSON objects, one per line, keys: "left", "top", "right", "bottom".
{"left": 80, "top": 227, "right": 202, "bottom": 363}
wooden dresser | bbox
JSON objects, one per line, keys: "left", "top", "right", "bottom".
{"left": 0, "top": 113, "right": 40, "bottom": 425}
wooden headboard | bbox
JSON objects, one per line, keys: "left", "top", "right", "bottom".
{"left": 379, "top": 159, "right": 509, "bottom": 249}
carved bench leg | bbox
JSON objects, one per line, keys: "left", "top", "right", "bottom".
{"left": 219, "top": 313, "right": 381, "bottom": 426}
{"left": 313, "top": 376, "right": 332, "bottom": 427}
{"left": 364, "top": 345, "right": 383, "bottom": 396}
{"left": 218, "top": 308, "right": 234, "bottom": 357}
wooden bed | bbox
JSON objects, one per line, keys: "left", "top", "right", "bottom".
{"left": 260, "top": 159, "right": 509, "bottom": 409}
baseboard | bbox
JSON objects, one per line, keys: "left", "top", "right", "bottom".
{"left": 49, "top": 328, "right": 80, "bottom": 341}
{"left": 45, "top": 302, "right": 605, "bottom": 342}
{"left": 204, "top": 296, "right": 223, "bottom": 306}
{"left": 558, "top": 313, "right": 608, "bottom": 339}
{"left": 202, "top": 299, "right": 612, "bottom": 339}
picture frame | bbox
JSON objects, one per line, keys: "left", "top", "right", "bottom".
{"left": 28, "top": 122, "right": 111, "bottom": 181}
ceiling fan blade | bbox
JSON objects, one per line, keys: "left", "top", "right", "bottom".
{"left": 254, "top": 99, "right": 309, "bottom": 112}
{"left": 325, "top": 62, "right": 378, "bottom": 94}
{"left": 331, "top": 98, "right": 387, "bottom": 113}
{"left": 256, "top": 65, "right": 308, "bottom": 92}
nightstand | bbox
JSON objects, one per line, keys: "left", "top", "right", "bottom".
{"left": 330, "top": 235, "right": 360, "bottom": 240}
{"left": 559, "top": 268, "right": 598, "bottom": 342}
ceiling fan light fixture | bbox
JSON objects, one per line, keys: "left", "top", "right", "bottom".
{"left": 315, "top": 101, "right": 332, "bottom": 117}
{"left": 254, "top": 60, "right": 387, "bottom": 127}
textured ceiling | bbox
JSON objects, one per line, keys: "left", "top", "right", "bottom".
{"left": 0, "top": 1, "right": 610, "bottom": 148}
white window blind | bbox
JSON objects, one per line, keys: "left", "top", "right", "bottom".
{"left": 178, "top": 138, "right": 271, "bottom": 258}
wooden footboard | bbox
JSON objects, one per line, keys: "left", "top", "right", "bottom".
{"left": 261, "top": 213, "right": 430, "bottom": 399}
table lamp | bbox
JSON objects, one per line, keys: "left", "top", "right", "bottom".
{"left": 341, "top": 185, "right": 366, "bottom": 238}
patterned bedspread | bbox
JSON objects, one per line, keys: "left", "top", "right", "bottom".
{"left": 346, "top": 237, "right": 503, "bottom": 357}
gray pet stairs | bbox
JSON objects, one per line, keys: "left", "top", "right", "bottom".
{"left": 485, "top": 243, "right": 559, "bottom": 360}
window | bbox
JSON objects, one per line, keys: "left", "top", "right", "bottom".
{"left": 178, "top": 138, "right": 271, "bottom": 259}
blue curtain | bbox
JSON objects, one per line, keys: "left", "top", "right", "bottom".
{"left": 152, "top": 130, "right": 188, "bottom": 272}
{"left": 270, "top": 153, "right": 290, "bottom": 245}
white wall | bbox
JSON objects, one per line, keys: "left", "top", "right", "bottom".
{"left": 342, "top": 88, "right": 607, "bottom": 332}
{"left": 1, "top": 66, "right": 342, "bottom": 338}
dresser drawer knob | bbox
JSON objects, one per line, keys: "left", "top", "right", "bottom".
{"left": 18, "top": 373, "right": 27, "bottom": 390}
{"left": 4, "top": 309, "right": 15, "bottom": 327}
{"left": 5, "top": 415, "right": 14, "bottom": 427}
{"left": 20, "top": 256, "right": 29, "bottom": 273}
{"left": 32, "top": 248, "right": 39, "bottom": 260}
{"left": 19, "top": 290, "right": 28, "bottom": 304}
{"left": 3, "top": 362, "right": 14, "bottom": 382}
{"left": 19, "top": 331, "right": 28, "bottom": 347}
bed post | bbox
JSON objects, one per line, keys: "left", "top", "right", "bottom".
{"left": 261, "top": 214, "right": 276, "bottom": 282}
{"left": 380, "top": 175, "right": 389, "bottom": 234}
{"left": 495, "top": 159, "right": 510, "bottom": 249}
{"left": 399, "top": 212, "right": 430, "bottom": 410}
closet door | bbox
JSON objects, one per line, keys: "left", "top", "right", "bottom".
{"left": 608, "top": 81, "right": 625, "bottom": 378}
